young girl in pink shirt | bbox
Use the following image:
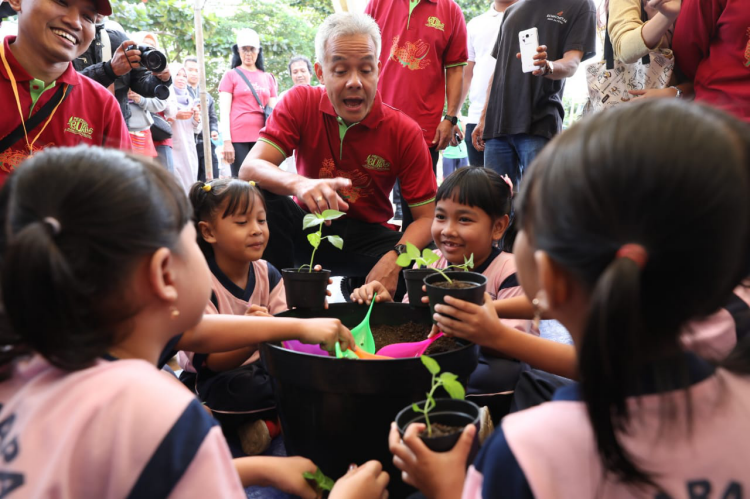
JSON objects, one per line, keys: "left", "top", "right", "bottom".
{"left": 390, "top": 100, "right": 750, "bottom": 498}
{"left": 0, "top": 147, "right": 386, "bottom": 499}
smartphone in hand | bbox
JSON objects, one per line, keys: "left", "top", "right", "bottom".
{"left": 519, "top": 27, "right": 539, "bottom": 73}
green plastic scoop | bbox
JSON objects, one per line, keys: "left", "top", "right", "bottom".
{"left": 335, "top": 341, "right": 358, "bottom": 359}
{"left": 351, "top": 292, "right": 377, "bottom": 353}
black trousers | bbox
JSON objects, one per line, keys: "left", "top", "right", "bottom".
{"left": 261, "top": 191, "right": 402, "bottom": 278}
{"left": 230, "top": 141, "right": 255, "bottom": 178}
{"left": 395, "top": 147, "right": 440, "bottom": 230}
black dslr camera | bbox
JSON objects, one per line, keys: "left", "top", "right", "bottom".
{"left": 125, "top": 45, "right": 169, "bottom": 99}
{"left": 126, "top": 44, "right": 167, "bottom": 73}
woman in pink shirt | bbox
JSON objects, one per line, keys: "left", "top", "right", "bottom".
{"left": 219, "top": 29, "right": 278, "bottom": 177}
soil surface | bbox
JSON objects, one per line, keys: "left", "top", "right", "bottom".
{"left": 430, "top": 280, "right": 479, "bottom": 290}
{"left": 371, "top": 322, "right": 461, "bottom": 355}
{"left": 420, "top": 423, "right": 463, "bottom": 438}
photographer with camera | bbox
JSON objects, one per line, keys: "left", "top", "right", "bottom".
{"left": 73, "top": 20, "right": 171, "bottom": 129}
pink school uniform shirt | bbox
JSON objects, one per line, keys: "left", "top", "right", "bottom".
{"left": 463, "top": 355, "right": 750, "bottom": 498}
{"left": 0, "top": 355, "right": 245, "bottom": 498}
{"left": 178, "top": 258, "right": 286, "bottom": 373}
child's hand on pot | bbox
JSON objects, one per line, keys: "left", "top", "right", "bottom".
{"left": 388, "top": 422, "right": 474, "bottom": 499}
{"left": 245, "top": 305, "right": 271, "bottom": 317}
{"left": 350, "top": 280, "right": 392, "bottom": 305}
{"left": 299, "top": 318, "right": 356, "bottom": 353}
{"left": 329, "top": 461, "right": 389, "bottom": 499}
{"left": 434, "top": 293, "right": 500, "bottom": 347}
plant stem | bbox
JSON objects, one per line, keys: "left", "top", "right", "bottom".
{"left": 432, "top": 267, "right": 453, "bottom": 285}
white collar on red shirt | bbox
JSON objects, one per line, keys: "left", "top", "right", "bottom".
{"left": 318, "top": 88, "right": 386, "bottom": 129}
{"left": 1, "top": 35, "right": 81, "bottom": 86}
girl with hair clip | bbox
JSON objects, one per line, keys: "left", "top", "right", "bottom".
{"left": 0, "top": 146, "right": 387, "bottom": 499}
{"left": 179, "top": 178, "right": 296, "bottom": 456}
{"left": 352, "top": 167, "right": 536, "bottom": 413}
{"left": 388, "top": 99, "right": 750, "bottom": 498}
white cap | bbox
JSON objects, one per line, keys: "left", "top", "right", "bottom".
{"left": 236, "top": 29, "right": 261, "bottom": 49}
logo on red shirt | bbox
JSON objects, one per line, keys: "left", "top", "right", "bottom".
{"left": 363, "top": 155, "right": 391, "bottom": 171}
{"left": 65, "top": 117, "right": 93, "bottom": 139}
{"left": 389, "top": 36, "right": 431, "bottom": 71}
{"left": 425, "top": 17, "right": 445, "bottom": 32}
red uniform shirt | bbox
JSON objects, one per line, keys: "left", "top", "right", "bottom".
{"left": 672, "top": 0, "right": 750, "bottom": 122}
{"left": 0, "top": 36, "right": 131, "bottom": 185}
{"left": 258, "top": 85, "right": 436, "bottom": 225}
{"left": 366, "top": 0, "right": 468, "bottom": 144}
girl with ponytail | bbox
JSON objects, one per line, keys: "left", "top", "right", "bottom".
{"left": 390, "top": 100, "right": 750, "bottom": 498}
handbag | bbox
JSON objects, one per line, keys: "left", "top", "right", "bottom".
{"left": 585, "top": 3, "right": 675, "bottom": 113}
{"left": 234, "top": 68, "right": 273, "bottom": 125}
{"left": 150, "top": 112, "right": 172, "bottom": 142}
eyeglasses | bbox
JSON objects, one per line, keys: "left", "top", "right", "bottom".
{"left": 240, "top": 46, "right": 258, "bottom": 54}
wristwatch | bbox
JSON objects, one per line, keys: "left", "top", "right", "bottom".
{"left": 670, "top": 86, "right": 682, "bottom": 99}
{"left": 443, "top": 114, "right": 458, "bottom": 126}
{"left": 545, "top": 60, "right": 555, "bottom": 76}
{"left": 393, "top": 244, "right": 408, "bottom": 256}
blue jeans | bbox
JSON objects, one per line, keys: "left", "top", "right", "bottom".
{"left": 484, "top": 134, "right": 549, "bottom": 190}
{"left": 155, "top": 145, "right": 174, "bottom": 173}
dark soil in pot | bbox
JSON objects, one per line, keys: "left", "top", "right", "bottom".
{"left": 395, "top": 398, "right": 481, "bottom": 457}
{"left": 262, "top": 303, "right": 479, "bottom": 498}
{"left": 371, "top": 322, "right": 460, "bottom": 355}
{"left": 281, "top": 268, "right": 330, "bottom": 310}
{"left": 424, "top": 271, "right": 487, "bottom": 323}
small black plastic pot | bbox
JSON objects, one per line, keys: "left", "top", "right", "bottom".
{"left": 281, "top": 268, "right": 330, "bottom": 310}
{"left": 403, "top": 268, "right": 437, "bottom": 307}
{"left": 424, "top": 271, "right": 487, "bottom": 323}
{"left": 396, "top": 398, "right": 481, "bottom": 458}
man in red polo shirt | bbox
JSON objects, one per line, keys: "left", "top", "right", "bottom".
{"left": 366, "top": 0, "right": 467, "bottom": 224}
{"left": 0, "top": 0, "right": 130, "bottom": 185}
{"left": 240, "top": 12, "right": 436, "bottom": 297}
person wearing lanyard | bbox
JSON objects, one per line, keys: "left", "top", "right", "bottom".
{"left": 0, "top": 0, "right": 131, "bottom": 186}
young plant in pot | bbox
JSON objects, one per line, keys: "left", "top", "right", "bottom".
{"left": 396, "top": 242, "right": 439, "bottom": 307}
{"left": 282, "top": 210, "right": 344, "bottom": 309}
{"left": 396, "top": 243, "right": 487, "bottom": 319}
{"left": 395, "top": 356, "right": 480, "bottom": 453}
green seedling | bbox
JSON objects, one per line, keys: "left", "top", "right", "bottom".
{"left": 303, "top": 467, "right": 334, "bottom": 494}
{"left": 396, "top": 242, "right": 474, "bottom": 284}
{"left": 299, "top": 210, "right": 345, "bottom": 273}
{"left": 412, "top": 355, "right": 465, "bottom": 437}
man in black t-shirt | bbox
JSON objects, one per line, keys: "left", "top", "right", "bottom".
{"left": 472, "top": 0, "right": 596, "bottom": 189}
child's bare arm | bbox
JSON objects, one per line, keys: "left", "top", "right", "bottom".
{"left": 176, "top": 315, "right": 356, "bottom": 353}
{"left": 205, "top": 347, "right": 256, "bottom": 372}
{"left": 233, "top": 456, "right": 318, "bottom": 498}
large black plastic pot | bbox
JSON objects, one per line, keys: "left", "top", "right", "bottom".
{"left": 261, "top": 303, "right": 479, "bottom": 498}
{"left": 395, "top": 398, "right": 481, "bottom": 462}
{"left": 281, "top": 268, "right": 330, "bottom": 310}
{"left": 424, "top": 271, "right": 487, "bottom": 323}
{"left": 403, "top": 268, "right": 437, "bottom": 307}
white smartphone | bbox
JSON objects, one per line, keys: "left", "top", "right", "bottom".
{"left": 519, "top": 27, "right": 540, "bottom": 73}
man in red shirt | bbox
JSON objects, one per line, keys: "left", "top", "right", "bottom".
{"left": 241, "top": 12, "right": 437, "bottom": 297}
{"left": 366, "top": 0, "right": 467, "bottom": 224}
{"left": 0, "top": 0, "right": 130, "bottom": 185}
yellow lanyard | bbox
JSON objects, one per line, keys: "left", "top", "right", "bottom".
{"left": 0, "top": 42, "right": 69, "bottom": 157}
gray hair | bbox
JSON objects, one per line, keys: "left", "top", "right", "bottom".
{"left": 314, "top": 12, "right": 381, "bottom": 64}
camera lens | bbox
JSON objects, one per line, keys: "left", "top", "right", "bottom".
{"left": 154, "top": 84, "right": 170, "bottom": 100}
{"left": 141, "top": 47, "right": 167, "bottom": 73}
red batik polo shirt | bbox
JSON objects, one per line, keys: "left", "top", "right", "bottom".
{"left": 0, "top": 36, "right": 131, "bottom": 186}
{"left": 258, "top": 85, "right": 436, "bottom": 226}
{"left": 366, "top": 0, "right": 468, "bottom": 144}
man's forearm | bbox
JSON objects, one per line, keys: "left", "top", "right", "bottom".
{"left": 397, "top": 214, "right": 433, "bottom": 250}
{"left": 459, "top": 61, "right": 475, "bottom": 112}
{"left": 445, "top": 65, "right": 465, "bottom": 116}
{"left": 545, "top": 51, "right": 583, "bottom": 80}
{"left": 479, "top": 71, "right": 494, "bottom": 122}
{"left": 241, "top": 157, "right": 305, "bottom": 197}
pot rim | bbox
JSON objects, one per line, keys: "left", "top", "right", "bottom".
{"left": 281, "top": 268, "right": 332, "bottom": 274}
{"left": 423, "top": 270, "right": 488, "bottom": 288}
{"left": 395, "top": 398, "right": 481, "bottom": 434}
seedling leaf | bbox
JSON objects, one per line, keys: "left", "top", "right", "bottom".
{"left": 422, "top": 248, "right": 440, "bottom": 266}
{"left": 442, "top": 379, "right": 466, "bottom": 400}
{"left": 439, "top": 372, "right": 458, "bottom": 383}
{"left": 321, "top": 209, "right": 346, "bottom": 221}
{"left": 397, "top": 253, "right": 413, "bottom": 267}
{"left": 307, "top": 232, "right": 321, "bottom": 249}
{"left": 420, "top": 355, "right": 440, "bottom": 375}
{"left": 328, "top": 235, "right": 344, "bottom": 250}
{"left": 406, "top": 242, "right": 421, "bottom": 259}
{"left": 303, "top": 468, "right": 334, "bottom": 492}
{"left": 412, "top": 402, "right": 421, "bottom": 412}
{"left": 302, "top": 213, "right": 322, "bottom": 230}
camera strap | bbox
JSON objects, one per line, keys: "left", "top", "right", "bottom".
{"left": 0, "top": 42, "right": 73, "bottom": 156}
{"left": 234, "top": 68, "right": 265, "bottom": 110}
